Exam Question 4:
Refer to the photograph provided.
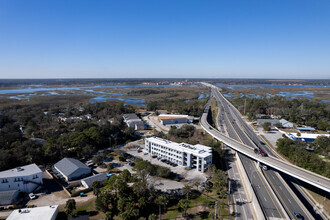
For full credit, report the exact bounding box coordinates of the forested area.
[147,99,206,117]
[276,137,330,178]
[0,102,139,171]
[231,96,330,130]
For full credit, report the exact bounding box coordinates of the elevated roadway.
[200,90,330,194]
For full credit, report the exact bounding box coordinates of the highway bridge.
[200,84,330,194]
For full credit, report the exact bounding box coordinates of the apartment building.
[144,137,212,172]
[0,164,43,193]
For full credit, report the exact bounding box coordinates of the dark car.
[254,148,259,154]
[293,211,304,220]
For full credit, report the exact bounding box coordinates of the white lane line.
[279,186,282,190]
[288,199,292,204]
[264,196,267,202]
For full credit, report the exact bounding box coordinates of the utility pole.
[214,201,217,220]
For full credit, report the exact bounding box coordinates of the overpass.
[200,88,330,193]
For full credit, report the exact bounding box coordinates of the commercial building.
[158,114,194,125]
[7,205,59,220]
[123,113,145,130]
[279,119,294,128]
[257,119,280,126]
[54,158,91,181]
[81,173,107,189]
[0,164,42,193]
[144,137,212,172]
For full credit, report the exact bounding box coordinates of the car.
[254,148,259,154]
[86,160,95,167]
[259,150,267,157]
[137,149,142,153]
[29,193,36,200]
[144,152,148,155]
[151,155,157,158]
[293,211,304,220]
[262,165,268,170]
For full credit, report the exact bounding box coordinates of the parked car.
[86,160,95,167]
[29,193,36,200]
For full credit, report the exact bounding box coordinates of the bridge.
[200,84,330,193]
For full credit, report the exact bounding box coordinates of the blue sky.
[0,0,329,79]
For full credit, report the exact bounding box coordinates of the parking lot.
[122,145,207,184]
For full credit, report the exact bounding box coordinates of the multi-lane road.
[201,84,330,219]
[212,87,311,219]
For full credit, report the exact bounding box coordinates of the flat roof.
[146,137,212,158]
[296,127,315,131]
[7,205,58,220]
[0,163,42,178]
[158,114,189,118]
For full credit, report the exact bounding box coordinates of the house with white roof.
[144,137,212,172]
[0,163,42,193]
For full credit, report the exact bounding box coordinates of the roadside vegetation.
[230,96,330,130]
[276,136,330,178]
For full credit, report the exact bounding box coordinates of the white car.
[29,193,36,200]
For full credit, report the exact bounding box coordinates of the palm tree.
[155,194,169,220]
[183,184,192,200]
[178,199,190,217]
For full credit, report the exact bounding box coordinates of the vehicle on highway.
[29,193,36,200]
[254,148,267,157]
[262,165,268,170]
[293,211,304,220]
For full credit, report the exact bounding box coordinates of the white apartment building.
[144,137,212,172]
[0,164,43,193]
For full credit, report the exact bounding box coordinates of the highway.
[213,91,286,219]
[213,88,312,219]
[200,91,330,193]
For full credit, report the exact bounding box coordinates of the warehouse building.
[144,137,212,172]
[158,114,194,125]
[54,158,91,181]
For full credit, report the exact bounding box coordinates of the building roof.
[0,190,19,203]
[146,137,212,158]
[81,173,107,188]
[54,158,90,178]
[296,127,316,131]
[7,205,58,220]
[158,114,189,120]
[279,119,293,127]
[0,163,42,178]
[123,113,139,121]
[257,119,280,125]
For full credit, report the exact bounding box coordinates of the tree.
[148,214,157,220]
[183,184,192,200]
[205,186,212,195]
[262,122,271,132]
[104,211,113,220]
[155,194,169,219]
[178,199,190,217]
[107,163,114,172]
[194,181,200,191]
[65,199,76,217]
[133,160,153,182]
[92,181,102,197]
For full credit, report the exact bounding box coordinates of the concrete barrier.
[235,152,265,220]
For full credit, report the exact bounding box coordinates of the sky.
[0,0,329,79]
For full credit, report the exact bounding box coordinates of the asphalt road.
[213,88,312,219]
[213,89,285,219]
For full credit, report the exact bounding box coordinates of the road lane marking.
[263,170,294,219]
[250,160,283,219]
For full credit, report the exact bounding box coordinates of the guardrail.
[200,106,330,193]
